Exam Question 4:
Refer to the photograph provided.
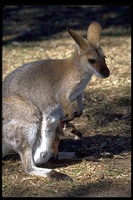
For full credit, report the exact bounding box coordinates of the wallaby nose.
[102,68,110,78]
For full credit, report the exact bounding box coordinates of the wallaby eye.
[88,59,96,64]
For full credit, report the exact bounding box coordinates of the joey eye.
[88,59,96,64]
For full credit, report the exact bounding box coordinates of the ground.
[2,5,131,197]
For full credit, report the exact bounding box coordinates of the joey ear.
[87,22,102,47]
[67,28,88,54]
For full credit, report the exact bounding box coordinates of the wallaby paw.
[48,170,73,182]
[74,111,82,118]
[61,115,74,123]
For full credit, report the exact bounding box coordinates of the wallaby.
[2,22,110,181]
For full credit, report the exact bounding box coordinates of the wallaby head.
[67,22,110,79]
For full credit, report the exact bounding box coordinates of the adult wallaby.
[2,22,110,181]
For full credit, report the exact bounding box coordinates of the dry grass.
[2,6,131,197]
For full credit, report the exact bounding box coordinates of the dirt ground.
[2,5,131,197]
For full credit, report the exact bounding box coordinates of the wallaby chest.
[68,71,92,101]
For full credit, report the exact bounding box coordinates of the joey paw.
[49,170,73,182]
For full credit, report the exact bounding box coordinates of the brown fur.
[2,22,110,181]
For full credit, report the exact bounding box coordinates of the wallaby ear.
[67,28,88,54]
[87,22,102,47]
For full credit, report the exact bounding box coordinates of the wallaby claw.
[49,170,73,182]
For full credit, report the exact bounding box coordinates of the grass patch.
[2,6,131,197]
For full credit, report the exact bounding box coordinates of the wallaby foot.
[20,147,73,182]
[48,170,73,182]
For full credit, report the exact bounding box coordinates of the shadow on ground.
[64,179,131,197]
[3,5,131,45]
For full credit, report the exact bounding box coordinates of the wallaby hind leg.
[2,95,41,157]
[3,96,72,182]
[19,145,73,182]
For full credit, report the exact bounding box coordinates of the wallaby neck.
[69,49,93,79]
[65,51,93,101]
